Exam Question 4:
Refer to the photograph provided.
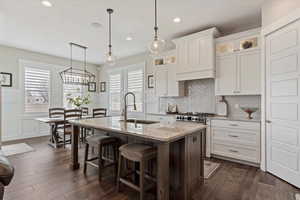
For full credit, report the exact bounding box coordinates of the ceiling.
[0,0,264,65]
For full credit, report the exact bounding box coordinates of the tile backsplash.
[159,79,261,119]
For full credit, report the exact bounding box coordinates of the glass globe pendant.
[106,8,116,65]
[148,0,165,54]
[106,51,116,66]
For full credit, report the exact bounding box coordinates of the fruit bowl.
[240,107,258,119]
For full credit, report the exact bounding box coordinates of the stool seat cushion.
[86,134,118,146]
[119,143,156,160]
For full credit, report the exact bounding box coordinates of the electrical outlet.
[235,104,239,109]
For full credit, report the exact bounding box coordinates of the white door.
[266,19,300,187]
[215,55,237,95]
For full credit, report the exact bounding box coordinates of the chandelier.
[59,43,96,85]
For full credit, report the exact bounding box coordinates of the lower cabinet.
[210,119,261,165]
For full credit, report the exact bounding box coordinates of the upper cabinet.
[173,28,220,81]
[153,50,185,97]
[215,28,261,96]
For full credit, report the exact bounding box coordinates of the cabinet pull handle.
[233,49,240,52]
[229,135,238,138]
[229,149,239,153]
[233,91,240,93]
[266,120,272,124]
[229,124,238,127]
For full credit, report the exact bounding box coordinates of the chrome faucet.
[123,92,137,122]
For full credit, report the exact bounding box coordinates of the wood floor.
[3,136,299,200]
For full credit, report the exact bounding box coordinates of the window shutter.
[24,67,50,113]
[109,73,122,112]
[127,68,144,112]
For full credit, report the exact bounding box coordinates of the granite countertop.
[69,117,207,142]
[208,116,261,123]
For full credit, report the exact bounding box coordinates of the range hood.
[172,27,219,81]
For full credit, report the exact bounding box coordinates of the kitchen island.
[69,117,207,200]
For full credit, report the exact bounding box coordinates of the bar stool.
[117,143,157,200]
[83,134,119,182]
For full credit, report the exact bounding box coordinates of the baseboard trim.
[212,154,260,167]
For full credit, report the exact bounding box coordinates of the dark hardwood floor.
[3,136,299,200]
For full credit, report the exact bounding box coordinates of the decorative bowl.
[240,107,258,119]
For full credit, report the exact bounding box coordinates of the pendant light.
[106,8,116,65]
[59,43,96,85]
[149,0,165,54]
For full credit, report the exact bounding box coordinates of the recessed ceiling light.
[126,36,133,41]
[173,17,181,23]
[41,0,53,7]
[91,22,102,28]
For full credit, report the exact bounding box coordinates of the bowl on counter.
[240,107,259,119]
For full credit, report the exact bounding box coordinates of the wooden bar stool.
[83,134,119,182]
[117,143,157,200]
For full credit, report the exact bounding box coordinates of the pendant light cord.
[154,0,158,39]
[108,9,113,54]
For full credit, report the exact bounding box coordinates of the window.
[24,67,50,113]
[127,68,144,112]
[108,63,145,113]
[63,84,85,108]
[109,73,122,112]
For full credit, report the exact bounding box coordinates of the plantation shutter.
[127,68,144,112]
[109,73,122,112]
[24,67,50,113]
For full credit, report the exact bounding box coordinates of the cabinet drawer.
[212,128,258,147]
[211,119,260,131]
[212,142,259,163]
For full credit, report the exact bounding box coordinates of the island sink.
[120,119,159,124]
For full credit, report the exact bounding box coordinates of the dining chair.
[48,108,65,144]
[57,109,82,148]
[81,107,89,116]
[49,108,65,118]
[93,108,107,118]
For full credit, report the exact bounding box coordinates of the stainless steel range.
[176,112,214,124]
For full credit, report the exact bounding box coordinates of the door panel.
[266,19,300,188]
[238,50,261,94]
[215,55,237,95]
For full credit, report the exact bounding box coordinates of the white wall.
[0,45,100,141]
[262,0,300,27]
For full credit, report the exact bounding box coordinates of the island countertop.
[69,116,207,142]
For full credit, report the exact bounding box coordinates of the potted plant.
[66,94,91,108]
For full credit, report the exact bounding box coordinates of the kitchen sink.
[120,119,159,124]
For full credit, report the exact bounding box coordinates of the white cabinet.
[215,28,261,96]
[173,28,219,81]
[153,51,185,97]
[155,67,168,96]
[210,119,261,165]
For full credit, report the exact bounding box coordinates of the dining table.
[36,115,93,148]
[68,116,207,200]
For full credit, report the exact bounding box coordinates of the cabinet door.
[215,55,237,95]
[237,50,261,95]
[155,68,168,97]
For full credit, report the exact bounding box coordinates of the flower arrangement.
[66,94,91,108]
